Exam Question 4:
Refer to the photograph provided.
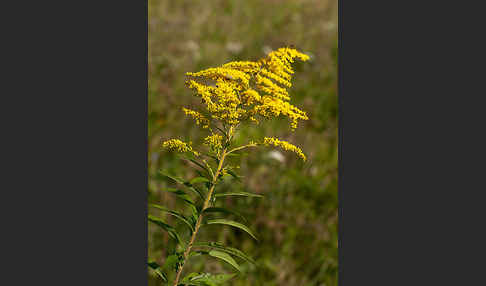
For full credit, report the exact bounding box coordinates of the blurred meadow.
[148,0,338,285]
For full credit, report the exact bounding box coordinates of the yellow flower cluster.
[254,96,308,130]
[184,47,309,130]
[263,137,306,161]
[204,133,223,153]
[182,107,210,128]
[162,139,199,156]
[187,67,250,87]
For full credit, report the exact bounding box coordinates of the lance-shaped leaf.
[215,192,263,198]
[159,171,186,185]
[193,242,255,265]
[190,176,212,185]
[208,250,241,272]
[203,207,247,223]
[226,169,242,181]
[178,154,213,179]
[160,171,205,200]
[205,219,258,241]
[148,215,183,245]
[162,253,181,272]
[203,153,220,166]
[147,261,168,282]
[150,204,195,233]
[182,272,237,285]
[162,188,195,206]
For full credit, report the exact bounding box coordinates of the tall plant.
[149,47,310,285]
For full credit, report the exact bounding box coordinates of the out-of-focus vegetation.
[148,0,338,285]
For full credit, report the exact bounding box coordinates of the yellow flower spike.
[263,137,306,161]
[259,68,292,88]
[182,107,210,128]
[184,46,309,130]
[162,139,200,156]
[255,74,291,101]
[187,67,250,87]
[222,61,262,73]
[241,89,262,106]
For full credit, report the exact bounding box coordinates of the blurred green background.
[148,0,338,285]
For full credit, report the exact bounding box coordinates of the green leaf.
[188,250,209,259]
[203,153,219,161]
[162,254,180,272]
[182,272,237,285]
[188,186,206,200]
[162,188,195,206]
[148,215,183,245]
[215,192,263,198]
[226,169,242,181]
[190,176,211,185]
[159,171,186,185]
[205,219,258,241]
[203,207,247,223]
[150,204,195,233]
[181,272,202,284]
[193,242,255,265]
[147,261,168,282]
[160,171,205,200]
[178,154,213,178]
[208,250,241,272]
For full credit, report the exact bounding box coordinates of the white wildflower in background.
[262,45,272,55]
[226,41,243,54]
[268,150,286,163]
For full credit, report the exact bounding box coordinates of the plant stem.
[172,147,228,286]
[227,143,258,154]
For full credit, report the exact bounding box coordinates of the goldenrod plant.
[149,47,310,285]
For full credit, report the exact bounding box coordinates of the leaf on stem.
[178,154,213,179]
[193,242,255,265]
[208,250,241,272]
[203,207,248,223]
[190,176,212,185]
[205,219,258,241]
[160,171,205,200]
[226,169,242,181]
[148,215,183,245]
[181,272,237,285]
[162,253,181,272]
[162,188,195,206]
[215,192,263,199]
[149,204,195,233]
[147,261,168,282]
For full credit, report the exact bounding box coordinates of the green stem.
[227,143,258,155]
[172,147,228,286]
